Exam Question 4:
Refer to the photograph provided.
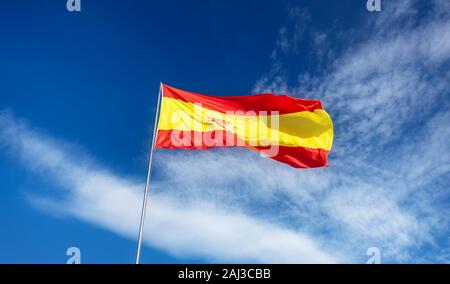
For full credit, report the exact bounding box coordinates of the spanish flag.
[155,84,333,168]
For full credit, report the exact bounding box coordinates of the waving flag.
[155,84,333,168]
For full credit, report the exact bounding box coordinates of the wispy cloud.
[253,0,450,262]
[1,0,449,264]
[0,111,340,263]
[273,6,311,56]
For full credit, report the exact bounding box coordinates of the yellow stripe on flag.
[158,97,333,150]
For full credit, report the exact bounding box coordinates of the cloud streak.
[0,111,340,263]
[253,0,450,262]
[1,0,449,264]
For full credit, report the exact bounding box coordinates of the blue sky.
[0,0,449,263]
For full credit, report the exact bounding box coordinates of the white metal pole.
[135,83,163,264]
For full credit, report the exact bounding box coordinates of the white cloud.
[0,111,341,263]
[253,0,450,262]
[272,7,311,57]
[1,0,449,264]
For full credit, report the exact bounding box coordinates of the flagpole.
[135,82,163,264]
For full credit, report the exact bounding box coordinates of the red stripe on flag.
[252,145,329,168]
[162,84,322,115]
[155,129,329,168]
